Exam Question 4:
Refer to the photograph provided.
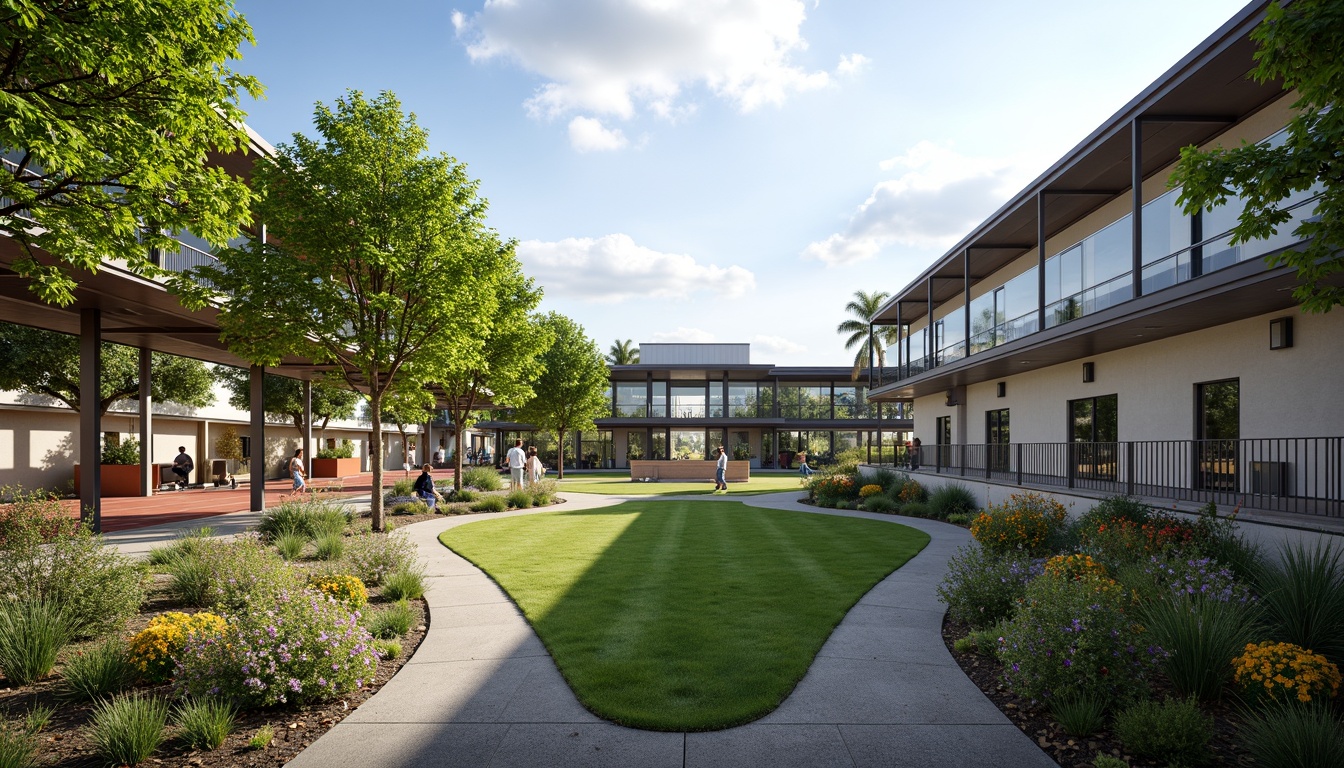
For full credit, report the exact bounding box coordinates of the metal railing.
[158,239,221,290]
[877,437,1344,518]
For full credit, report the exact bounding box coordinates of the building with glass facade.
[478,343,913,471]
[866,0,1343,521]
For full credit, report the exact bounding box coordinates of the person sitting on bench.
[171,447,194,489]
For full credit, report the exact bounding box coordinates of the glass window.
[671,430,705,460]
[1142,188,1191,266]
[651,381,668,418]
[1069,394,1118,481]
[579,430,613,469]
[670,385,705,418]
[650,428,668,460]
[708,384,724,418]
[626,431,645,462]
[728,383,758,417]
[1196,379,1239,492]
[834,386,867,418]
[614,383,647,418]
[779,384,828,419]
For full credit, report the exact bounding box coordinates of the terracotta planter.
[73,464,146,497]
[311,457,360,478]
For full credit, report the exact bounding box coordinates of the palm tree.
[606,339,639,365]
[837,290,897,380]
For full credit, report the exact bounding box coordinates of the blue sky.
[232,0,1250,366]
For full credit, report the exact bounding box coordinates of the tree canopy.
[1171,0,1344,312]
[201,90,497,530]
[836,290,897,379]
[435,254,548,489]
[0,321,214,415]
[514,313,610,479]
[0,0,262,306]
[606,339,639,365]
[212,367,357,437]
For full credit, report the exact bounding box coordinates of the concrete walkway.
[285,491,1055,768]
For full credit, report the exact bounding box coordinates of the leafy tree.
[0,321,213,415]
[1171,0,1344,312]
[199,90,494,531]
[836,290,899,379]
[514,313,610,479]
[0,0,262,306]
[436,258,549,490]
[606,339,639,365]
[212,367,357,440]
[379,385,437,471]
[214,425,244,465]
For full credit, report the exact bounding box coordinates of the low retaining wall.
[629,460,750,482]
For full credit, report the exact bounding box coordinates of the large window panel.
[729,383,758,417]
[614,383,647,417]
[670,384,705,418]
[651,381,668,418]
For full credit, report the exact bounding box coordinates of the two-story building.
[866,0,1342,523]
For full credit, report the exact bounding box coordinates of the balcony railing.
[874,437,1343,518]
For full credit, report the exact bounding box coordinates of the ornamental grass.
[60,636,136,701]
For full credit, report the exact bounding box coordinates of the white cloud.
[803,141,1038,267]
[752,334,806,356]
[517,234,756,302]
[568,116,628,152]
[453,0,837,126]
[652,327,717,343]
[836,53,869,76]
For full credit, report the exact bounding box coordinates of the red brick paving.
[61,468,456,533]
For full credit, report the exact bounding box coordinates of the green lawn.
[556,471,804,496]
[439,501,929,730]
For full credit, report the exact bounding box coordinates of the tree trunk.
[369,392,385,532]
[397,423,410,475]
[452,411,465,492]
[556,428,566,479]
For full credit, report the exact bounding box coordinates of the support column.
[250,365,266,513]
[963,250,972,356]
[867,323,875,388]
[139,347,154,497]
[79,308,102,531]
[1132,117,1145,298]
[424,417,433,466]
[302,379,313,475]
[926,277,934,366]
[1037,192,1047,332]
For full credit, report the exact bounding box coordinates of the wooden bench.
[628,460,750,483]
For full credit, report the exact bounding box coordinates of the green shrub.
[0,725,36,768]
[1074,495,1151,536]
[862,495,897,514]
[807,472,860,506]
[87,693,168,768]
[99,436,140,465]
[999,573,1160,702]
[937,545,1043,629]
[461,466,501,491]
[1114,554,1255,606]
[0,599,75,686]
[529,479,558,506]
[1141,595,1260,701]
[1239,700,1344,768]
[970,492,1070,556]
[452,488,477,503]
[274,531,307,561]
[195,537,302,612]
[1113,697,1212,767]
[505,489,532,509]
[313,533,345,561]
[391,500,429,516]
[381,569,426,601]
[366,599,414,639]
[258,498,351,541]
[470,496,508,514]
[315,439,355,460]
[61,636,136,701]
[945,513,970,526]
[165,552,213,606]
[868,468,903,494]
[1092,755,1127,768]
[899,501,931,518]
[248,724,274,749]
[343,531,419,586]
[1050,692,1107,737]
[386,478,415,499]
[0,488,145,638]
[174,698,235,751]
[147,526,215,567]
[1255,540,1344,669]
[952,636,976,654]
[372,638,401,660]
[927,483,978,520]
[176,588,378,707]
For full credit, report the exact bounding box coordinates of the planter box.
[73,464,146,497]
[311,457,360,478]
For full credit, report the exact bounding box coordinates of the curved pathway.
[286,492,1055,768]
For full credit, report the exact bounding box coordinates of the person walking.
[506,439,527,491]
[910,437,922,470]
[797,451,816,480]
[289,448,308,494]
[413,463,440,510]
[526,446,545,486]
[171,446,194,489]
[714,445,728,492]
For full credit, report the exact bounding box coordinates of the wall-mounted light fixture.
[1270,317,1293,350]
[996,382,1006,398]
[1082,362,1095,383]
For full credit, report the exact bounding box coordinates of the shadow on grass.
[440,500,929,731]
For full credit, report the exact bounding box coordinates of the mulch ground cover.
[942,615,1255,767]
